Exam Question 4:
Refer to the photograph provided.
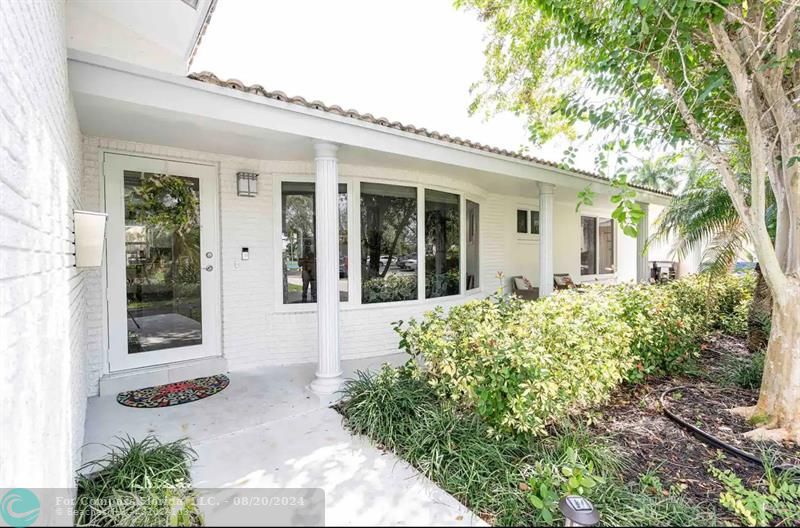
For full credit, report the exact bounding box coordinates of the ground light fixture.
[559,495,600,526]
[237,171,259,197]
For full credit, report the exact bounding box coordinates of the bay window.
[425,190,460,298]
[466,200,479,290]
[360,182,418,303]
[281,181,348,304]
[278,176,480,308]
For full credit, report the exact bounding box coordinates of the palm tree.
[629,153,682,194]
[649,159,772,351]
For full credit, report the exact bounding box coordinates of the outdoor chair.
[511,275,539,300]
[553,273,581,290]
[650,261,677,283]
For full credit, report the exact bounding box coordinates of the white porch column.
[310,141,343,394]
[636,202,650,283]
[538,183,555,297]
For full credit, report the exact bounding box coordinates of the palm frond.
[700,220,748,276]
[648,170,746,265]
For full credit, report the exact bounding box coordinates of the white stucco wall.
[81,137,649,391]
[0,0,87,487]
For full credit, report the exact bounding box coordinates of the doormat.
[116,374,230,408]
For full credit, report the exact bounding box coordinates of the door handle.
[205,265,214,272]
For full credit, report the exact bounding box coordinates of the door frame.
[104,152,222,372]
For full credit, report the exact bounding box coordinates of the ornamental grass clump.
[396,288,634,436]
[76,436,200,527]
[339,366,714,526]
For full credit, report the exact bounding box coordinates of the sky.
[191,0,595,170]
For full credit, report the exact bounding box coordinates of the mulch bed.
[592,333,799,521]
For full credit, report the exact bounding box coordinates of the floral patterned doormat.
[116,374,230,408]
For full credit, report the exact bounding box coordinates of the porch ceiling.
[69,52,669,204]
[74,93,554,198]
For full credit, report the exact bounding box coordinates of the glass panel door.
[106,154,219,371]
[124,171,203,353]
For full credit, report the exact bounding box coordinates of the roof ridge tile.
[185,71,671,197]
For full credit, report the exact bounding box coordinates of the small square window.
[531,210,540,235]
[516,210,528,234]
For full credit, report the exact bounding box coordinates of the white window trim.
[464,195,482,293]
[272,173,354,313]
[273,173,485,312]
[579,213,618,279]
[515,204,540,243]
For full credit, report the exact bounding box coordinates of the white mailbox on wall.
[74,210,108,268]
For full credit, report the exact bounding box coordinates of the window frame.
[515,206,540,241]
[579,213,617,278]
[273,174,483,312]
[273,174,355,313]
[424,188,462,300]
[465,198,480,292]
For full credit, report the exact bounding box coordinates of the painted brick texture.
[0,0,86,487]
[81,137,638,390]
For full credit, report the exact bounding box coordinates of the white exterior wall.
[0,0,87,487]
[82,137,649,391]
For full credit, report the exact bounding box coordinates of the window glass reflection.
[360,182,418,303]
[425,189,460,298]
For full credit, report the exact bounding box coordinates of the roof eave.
[186,71,673,201]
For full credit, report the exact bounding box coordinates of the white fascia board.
[68,50,670,205]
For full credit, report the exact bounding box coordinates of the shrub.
[611,281,708,382]
[362,274,417,303]
[395,273,754,436]
[340,367,714,526]
[76,436,200,527]
[396,289,634,436]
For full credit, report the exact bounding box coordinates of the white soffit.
[66,0,215,73]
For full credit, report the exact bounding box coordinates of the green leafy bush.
[396,289,634,436]
[76,436,200,527]
[338,365,438,450]
[708,456,800,526]
[395,273,754,436]
[611,281,707,382]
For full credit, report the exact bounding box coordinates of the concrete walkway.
[82,356,485,526]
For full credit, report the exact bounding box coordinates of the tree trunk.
[746,279,800,441]
[747,263,772,352]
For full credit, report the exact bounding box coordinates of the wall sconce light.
[237,171,259,197]
[73,210,108,268]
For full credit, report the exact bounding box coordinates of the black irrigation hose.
[659,386,797,473]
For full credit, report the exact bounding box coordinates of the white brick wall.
[81,137,641,389]
[0,0,86,487]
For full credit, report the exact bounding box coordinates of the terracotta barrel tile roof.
[186,71,672,197]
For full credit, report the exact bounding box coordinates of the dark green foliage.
[338,366,438,449]
[76,436,200,527]
[722,351,765,391]
[340,367,715,526]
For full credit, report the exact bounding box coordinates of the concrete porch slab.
[82,354,485,526]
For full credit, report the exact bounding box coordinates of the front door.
[105,153,220,372]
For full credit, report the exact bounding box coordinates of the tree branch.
[708,20,790,300]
